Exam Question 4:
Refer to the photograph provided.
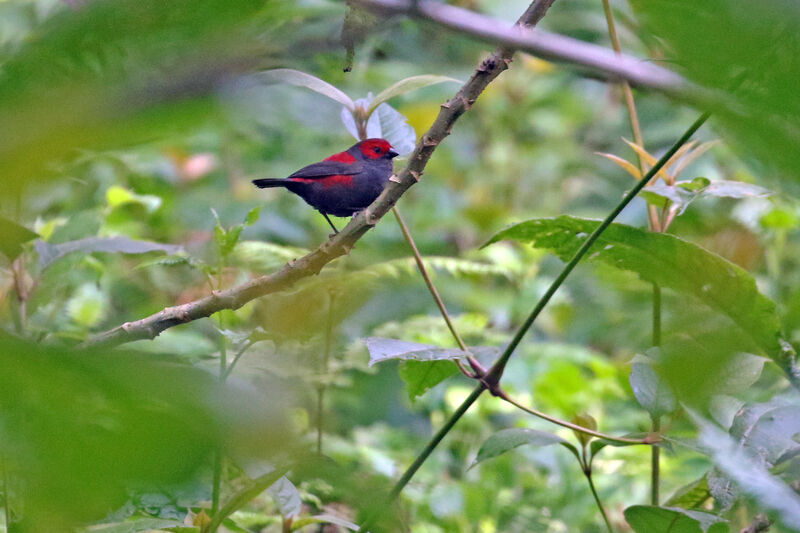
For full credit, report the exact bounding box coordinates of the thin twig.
[499,392,654,445]
[585,469,615,533]
[392,207,484,377]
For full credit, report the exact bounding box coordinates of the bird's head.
[353,138,399,161]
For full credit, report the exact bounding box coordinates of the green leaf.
[665,476,712,510]
[367,75,461,116]
[244,206,261,226]
[485,216,796,379]
[729,397,800,466]
[35,236,181,270]
[640,184,696,215]
[291,514,359,531]
[0,216,38,260]
[259,68,354,111]
[106,185,162,213]
[471,428,578,468]
[630,352,677,418]
[399,360,459,401]
[624,505,728,533]
[363,337,469,366]
[700,180,772,199]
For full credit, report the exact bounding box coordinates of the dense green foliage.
[1,0,800,532]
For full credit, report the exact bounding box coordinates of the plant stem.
[211,324,228,517]
[585,468,614,533]
[392,207,483,376]
[499,392,652,445]
[484,113,710,385]
[651,415,661,505]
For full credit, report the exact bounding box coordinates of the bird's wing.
[287,160,364,180]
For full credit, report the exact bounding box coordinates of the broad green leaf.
[35,236,181,270]
[363,337,468,366]
[106,185,162,213]
[471,428,578,468]
[258,68,354,111]
[630,353,677,418]
[267,476,301,518]
[0,215,38,260]
[485,216,797,379]
[624,505,728,533]
[640,184,696,214]
[693,413,800,529]
[367,75,460,116]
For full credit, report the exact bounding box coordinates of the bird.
[252,138,399,233]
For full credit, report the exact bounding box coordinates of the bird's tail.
[252,178,292,189]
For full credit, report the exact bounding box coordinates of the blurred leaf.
[630,352,677,418]
[367,75,460,116]
[66,282,107,327]
[232,240,308,273]
[471,428,578,468]
[267,476,301,519]
[640,184,696,214]
[259,68,354,110]
[571,412,597,448]
[0,0,279,190]
[291,514,359,531]
[671,141,720,177]
[701,180,772,199]
[35,236,181,270]
[730,396,800,466]
[0,215,38,260]
[106,185,162,213]
[693,413,800,529]
[85,518,188,533]
[631,0,800,180]
[363,337,467,366]
[595,151,642,180]
[0,335,288,531]
[624,505,728,533]
[485,216,797,379]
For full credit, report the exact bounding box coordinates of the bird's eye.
[373,146,381,154]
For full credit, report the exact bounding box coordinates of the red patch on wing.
[324,151,356,164]
[290,175,353,187]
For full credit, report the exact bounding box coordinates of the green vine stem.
[585,468,614,533]
[355,113,711,532]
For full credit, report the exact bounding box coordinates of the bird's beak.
[388,149,400,158]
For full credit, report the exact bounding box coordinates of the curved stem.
[498,392,653,445]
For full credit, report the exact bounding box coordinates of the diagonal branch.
[353,0,693,98]
[84,1,555,350]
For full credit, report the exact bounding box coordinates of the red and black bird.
[253,138,399,233]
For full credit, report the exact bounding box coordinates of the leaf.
[595,152,642,179]
[622,139,670,182]
[729,396,800,466]
[35,236,182,270]
[624,505,728,533]
[367,75,460,116]
[671,141,720,177]
[664,475,712,510]
[700,181,772,199]
[258,68,354,111]
[106,185,162,213]
[0,215,39,260]
[485,216,796,378]
[630,352,677,418]
[471,428,577,468]
[399,360,459,401]
[86,518,188,533]
[363,337,469,366]
[0,336,288,531]
[244,206,261,226]
[267,476,301,518]
[291,514,359,531]
[639,184,697,215]
[693,413,800,529]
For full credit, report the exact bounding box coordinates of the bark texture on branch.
[85,1,558,350]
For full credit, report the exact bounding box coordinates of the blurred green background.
[1,0,799,531]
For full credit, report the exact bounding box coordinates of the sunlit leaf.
[595,151,642,180]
